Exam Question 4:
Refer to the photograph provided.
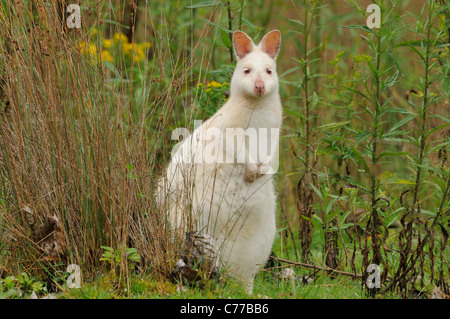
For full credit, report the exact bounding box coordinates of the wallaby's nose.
[254,79,265,96]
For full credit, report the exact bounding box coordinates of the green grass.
[62,271,401,299]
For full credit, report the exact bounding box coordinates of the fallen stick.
[271,256,363,279]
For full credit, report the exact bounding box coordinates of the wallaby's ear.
[233,31,254,59]
[260,30,281,59]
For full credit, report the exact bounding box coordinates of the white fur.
[158,30,282,293]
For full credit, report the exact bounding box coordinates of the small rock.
[431,286,450,299]
[28,291,39,299]
[170,232,222,289]
[280,268,295,280]
[297,275,314,284]
[176,284,187,293]
[174,258,187,270]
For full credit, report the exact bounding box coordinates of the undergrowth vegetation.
[0,0,448,299]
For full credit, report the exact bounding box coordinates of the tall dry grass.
[0,1,217,287]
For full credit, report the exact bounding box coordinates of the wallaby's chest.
[213,102,281,131]
[247,105,281,130]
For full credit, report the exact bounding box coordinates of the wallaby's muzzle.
[254,79,265,96]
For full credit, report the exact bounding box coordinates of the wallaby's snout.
[254,78,265,96]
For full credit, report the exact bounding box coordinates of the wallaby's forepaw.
[244,161,271,183]
[244,164,259,183]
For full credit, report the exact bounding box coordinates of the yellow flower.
[123,42,146,63]
[132,53,145,63]
[76,41,100,64]
[76,41,86,54]
[132,48,146,63]
[438,47,449,58]
[139,42,152,50]
[88,44,97,57]
[122,42,131,54]
[113,32,128,44]
[353,54,372,64]
[122,42,134,55]
[102,39,112,49]
[411,91,424,97]
[439,14,446,31]
[101,50,114,62]
[207,81,222,88]
[329,51,344,65]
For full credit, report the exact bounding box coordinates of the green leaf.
[311,214,323,229]
[107,78,131,84]
[103,61,122,80]
[102,19,130,29]
[331,223,354,231]
[280,79,303,89]
[351,146,370,174]
[342,25,375,34]
[394,40,448,49]
[184,1,222,9]
[100,252,112,260]
[288,18,305,27]
[388,114,416,133]
[378,150,409,158]
[430,113,450,123]
[354,131,372,143]
[392,179,415,185]
[340,211,353,224]
[240,18,259,32]
[125,247,138,255]
[205,20,232,33]
[310,183,323,201]
[420,209,436,216]
[367,60,378,74]
[386,49,402,74]
[318,120,351,130]
[384,69,400,88]
[221,29,232,49]
[385,107,414,114]
[425,123,450,139]
[283,108,303,119]
[279,66,301,79]
[128,254,141,263]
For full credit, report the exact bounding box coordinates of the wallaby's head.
[230,30,281,99]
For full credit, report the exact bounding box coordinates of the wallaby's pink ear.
[260,30,281,59]
[233,31,254,59]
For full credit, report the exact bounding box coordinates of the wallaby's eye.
[266,69,272,75]
[244,68,251,74]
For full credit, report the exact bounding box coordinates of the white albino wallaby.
[158,30,282,293]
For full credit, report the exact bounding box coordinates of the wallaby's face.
[231,30,281,99]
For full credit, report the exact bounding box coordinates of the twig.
[278,199,299,261]
[271,256,363,279]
